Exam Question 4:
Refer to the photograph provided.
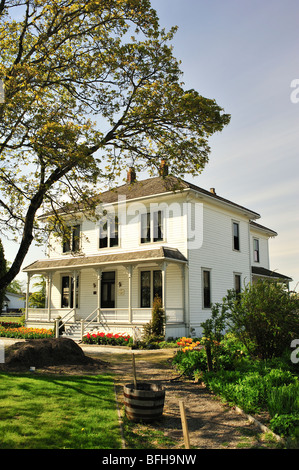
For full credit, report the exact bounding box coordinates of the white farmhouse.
[23,167,291,340]
[2,291,25,313]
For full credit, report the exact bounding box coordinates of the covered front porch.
[23,247,189,341]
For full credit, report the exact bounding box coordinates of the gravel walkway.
[81,345,283,450]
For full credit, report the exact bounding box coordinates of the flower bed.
[173,334,299,440]
[0,325,54,339]
[0,321,23,329]
[82,331,132,347]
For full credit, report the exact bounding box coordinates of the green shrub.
[0,321,22,329]
[203,370,266,414]
[267,383,299,417]
[172,330,299,438]
[172,333,251,375]
[172,349,207,377]
[270,413,299,438]
[142,295,165,345]
[202,366,299,436]
[151,296,165,336]
[225,280,299,359]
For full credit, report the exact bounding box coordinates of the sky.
[3,0,299,290]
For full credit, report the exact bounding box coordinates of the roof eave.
[189,188,260,220]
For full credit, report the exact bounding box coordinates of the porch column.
[97,269,102,322]
[162,261,167,312]
[73,270,78,320]
[126,265,133,323]
[180,264,186,324]
[25,273,31,321]
[47,273,52,322]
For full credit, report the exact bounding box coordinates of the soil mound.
[1,337,100,370]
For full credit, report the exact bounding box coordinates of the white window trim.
[233,272,242,293]
[139,209,165,245]
[139,267,163,308]
[60,273,80,308]
[100,270,118,309]
[232,220,241,252]
[253,237,260,263]
[62,224,81,254]
[98,214,120,250]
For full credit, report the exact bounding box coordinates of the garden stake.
[179,400,190,449]
[132,353,137,388]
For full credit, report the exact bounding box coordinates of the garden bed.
[0,320,54,339]
[172,335,299,442]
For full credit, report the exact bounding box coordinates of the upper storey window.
[62,224,80,253]
[141,210,164,244]
[99,215,119,249]
[233,222,240,251]
[253,238,260,262]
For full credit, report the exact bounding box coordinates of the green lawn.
[0,372,122,449]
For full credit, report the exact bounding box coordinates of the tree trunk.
[205,344,213,372]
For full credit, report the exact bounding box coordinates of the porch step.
[61,323,82,342]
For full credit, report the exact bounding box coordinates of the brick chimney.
[127,167,136,184]
[159,159,168,177]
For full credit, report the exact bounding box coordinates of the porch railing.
[27,307,184,327]
[27,308,76,321]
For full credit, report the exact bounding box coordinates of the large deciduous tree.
[0,238,6,309]
[0,0,230,289]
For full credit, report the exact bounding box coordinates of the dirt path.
[84,347,282,450]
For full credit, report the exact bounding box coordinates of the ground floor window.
[101,271,115,308]
[140,270,162,308]
[61,275,79,308]
[203,269,211,308]
[234,273,242,294]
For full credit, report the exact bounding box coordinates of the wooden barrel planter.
[123,382,165,422]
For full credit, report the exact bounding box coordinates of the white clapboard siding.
[187,201,251,335]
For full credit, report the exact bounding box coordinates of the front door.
[101,271,115,308]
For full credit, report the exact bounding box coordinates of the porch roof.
[23,246,187,273]
[252,266,292,281]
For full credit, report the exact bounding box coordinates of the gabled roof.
[250,221,277,237]
[44,175,260,220]
[95,175,261,218]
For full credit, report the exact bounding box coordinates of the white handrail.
[82,308,98,335]
[56,309,75,337]
[60,308,75,323]
[84,308,98,323]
